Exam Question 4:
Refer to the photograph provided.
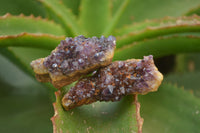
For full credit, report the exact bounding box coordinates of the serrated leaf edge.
[116,35,200,53]
[0,32,65,49]
[116,20,200,48]
[0,13,62,28]
[51,91,60,133]
[51,92,143,133]
[115,15,200,34]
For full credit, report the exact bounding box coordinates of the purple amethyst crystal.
[44,35,116,74]
[31,35,116,88]
[62,55,163,110]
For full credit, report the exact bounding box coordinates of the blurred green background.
[0,0,200,132]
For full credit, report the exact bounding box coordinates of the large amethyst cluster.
[62,55,163,110]
[43,35,116,75]
[30,35,116,88]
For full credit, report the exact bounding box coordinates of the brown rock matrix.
[62,55,163,110]
[30,35,116,88]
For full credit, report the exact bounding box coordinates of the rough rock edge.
[31,37,115,88]
[62,56,163,110]
[32,52,113,88]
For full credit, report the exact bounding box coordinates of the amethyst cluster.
[62,55,163,110]
[44,35,116,75]
[30,35,116,88]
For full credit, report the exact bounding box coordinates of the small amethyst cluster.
[43,35,116,75]
[62,55,163,110]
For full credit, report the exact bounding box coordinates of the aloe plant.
[1,0,200,132]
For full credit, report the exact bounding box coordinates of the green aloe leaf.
[139,83,200,133]
[114,0,200,27]
[79,0,111,36]
[0,47,57,101]
[39,0,82,36]
[185,5,200,16]
[114,36,200,60]
[0,14,64,98]
[165,72,200,98]
[0,33,64,50]
[62,0,81,16]
[51,90,142,133]
[0,14,65,75]
[114,16,200,36]
[0,14,64,75]
[0,0,45,17]
[0,94,53,133]
[177,6,200,75]
[0,53,48,95]
[115,16,200,48]
[103,0,130,36]
[175,53,200,73]
[0,48,34,77]
[0,13,65,36]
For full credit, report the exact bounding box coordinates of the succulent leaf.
[62,0,81,16]
[165,72,200,98]
[39,0,82,36]
[1,1,200,133]
[139,83,200,133]
[114,0,200,27]
[0,13,65,36]
[185,5,200,16]
[79,0,111,36]
[52,90,142,133]
[116,16,200,48]
[114,35,200,60]
[0,33,64,49]
[103,0,130,36]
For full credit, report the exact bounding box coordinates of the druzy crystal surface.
[62,55,163,111]
[30,35,116,88]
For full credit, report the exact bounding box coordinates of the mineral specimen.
[30,35,116,88]
[62,55,163,111]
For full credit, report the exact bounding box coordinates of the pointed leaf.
[103,0,130,36]
[185,5,200,16]
[114,15,200,36]
[79,0,111,36]
[115,16,200,48]
[39,0,82,36]
[139,83,200,133]
[0,14,65,36]
[114,36,200,60]
[0,14,64,78]
[0,33,64,49]
[52,91,142,133]
[165,71,200,98]
[113,0,200,27]
[62,0,81,16]
[0,14,62,97]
